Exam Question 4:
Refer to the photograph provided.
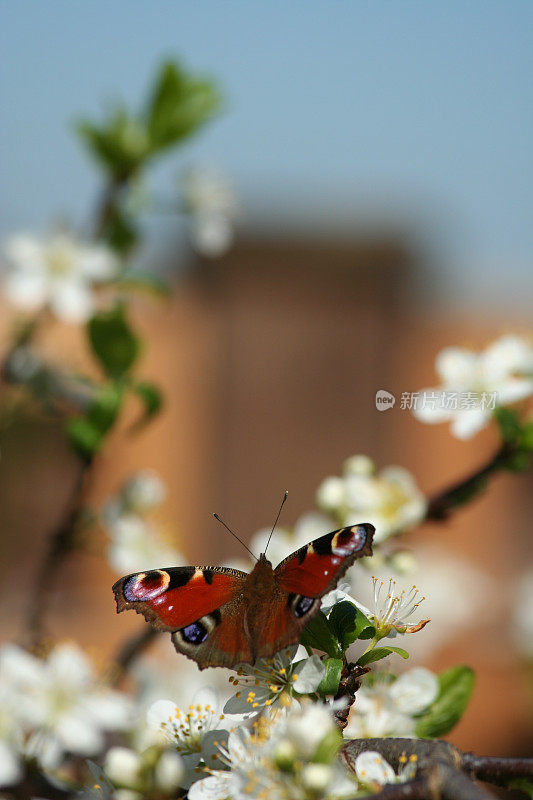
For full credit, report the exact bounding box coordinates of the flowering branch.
[342,739,533,799]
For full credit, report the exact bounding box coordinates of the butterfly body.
[113,523,374,669]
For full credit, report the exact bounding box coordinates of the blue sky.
[1,1,532,310]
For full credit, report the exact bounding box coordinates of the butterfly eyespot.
[289,594,316,618]
[123,570,170,601]
[181,621,208,644]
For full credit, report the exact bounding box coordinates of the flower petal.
[390,668,439,714]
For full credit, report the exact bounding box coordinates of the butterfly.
[112,522,374,670]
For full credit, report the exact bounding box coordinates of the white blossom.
[354,750,417,789]
[182,166,238,258]
[105,514,183,574]
[316,457,426,544]
[224,647,324,716]
[189,702,352,800]
[0,643,132,769]
[350,544,495,662]
[147,687,233,782]
[344,668,439,739]
[120,471,166,515]
[2,232,118,322]
[413,335,533,439]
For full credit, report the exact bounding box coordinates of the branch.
[425,442,516,521]
[26,460,93,649]
[2,345,96,414]
[111,626,159,685]
[342,739,533,800]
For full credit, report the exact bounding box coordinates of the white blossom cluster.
[316,455,427,544]
[102,471,184,574]
[413,334,533,439]
[0,642,132,789]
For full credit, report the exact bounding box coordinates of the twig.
[26,460,93,649]
[111,626,159,685]
[342,739,533,800]
[426,443,516,521]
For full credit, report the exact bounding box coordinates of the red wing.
[275,523,374,597]
[113,565,247,632]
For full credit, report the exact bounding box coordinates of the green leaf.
[131,381,163,427]
[65,383,123,457]
[77,110,149,181]
[146,61,220,153]
[312,726,342,765]
[65,417,103,458]
[494,407,522,444]
[415,665,475,738]
[317,658,343,697]
[357,645,409,667]
[300,612,342,659]
[88,306,140,379]
[328,601,373,650]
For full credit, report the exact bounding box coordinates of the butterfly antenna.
[264,490,288,556]
[213,513,258,562]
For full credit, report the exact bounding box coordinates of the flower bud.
[154,750,185,793]
[104,747,142,789]
[343,455,375,476]
[273,738,297,772]
[300,763,333,794]
[316,477,345,511]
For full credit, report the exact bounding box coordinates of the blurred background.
[0,0,532,760]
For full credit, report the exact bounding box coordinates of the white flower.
[354,750,417,789]
[147,687,232,780]
[0,741,23,788]
[120,471,166,515]
[182,166,238,258]
[2,232,118,322]
[189,704,351,800]
[413,335,533,439]
[351,544,495,662]
[224,647,324,716]
[0,643,132,769]
[105,514,183,574]
[344,668,439,739]
[283,702,337,759]
[364,578,429,639]
[316,457,426,544]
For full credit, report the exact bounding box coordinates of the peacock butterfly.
[112,521,374,670]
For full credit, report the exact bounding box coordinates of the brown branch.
[26,460,93,649]
[342,739,533,800]
[425,442,516,521]
[111,626,160,685]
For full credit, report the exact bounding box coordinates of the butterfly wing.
[113,565,253,669]
[252,523,374,660]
